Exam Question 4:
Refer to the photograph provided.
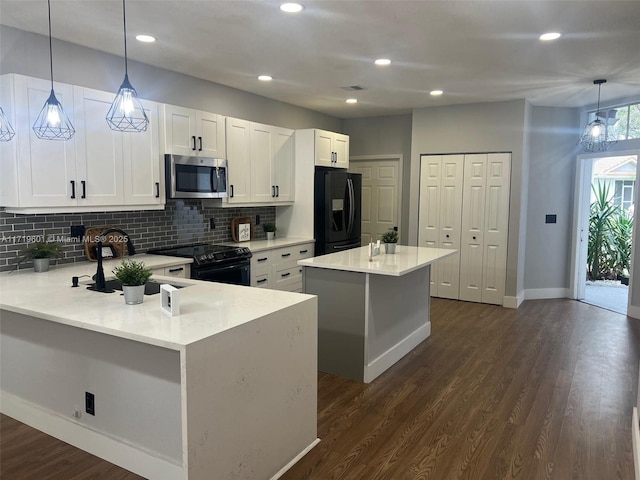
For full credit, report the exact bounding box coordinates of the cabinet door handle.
[168,267,184,273]
[70,180,76,199]
[257,278,268,284]
[257,257,268,262]
[192,136,197,151]
[81,180,86,199]
[155,182,160,198]
[281,253,291,258]
[198,136,203,151]
[276,185,279,197]
[230,185,234,197]
[299,249,308,254]
[272,186,276,197]
[281,272,291,278]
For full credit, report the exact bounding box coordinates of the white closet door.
[419,155,442,295]
[436,155,464,299]
[459,154,487,303]
[481,153,511,305]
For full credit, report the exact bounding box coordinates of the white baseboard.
[364,322,431,383]
[525,288,569,300]
[271,438,321,480]
[633,407,640,480]
[1,391,184,480]
[503,291,525,309]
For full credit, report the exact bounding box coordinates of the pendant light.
[0,107,16,142]
[106,0,149,132]
[32,0,75,141]
[577,79,618,153]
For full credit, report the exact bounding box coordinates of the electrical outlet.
[209,218,216,229]
[70,225,85,239]
[85,392,95,416]
[256,215,260,225]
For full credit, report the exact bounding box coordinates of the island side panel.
[0,310,184,478]
[365,265,432,382]
[183,297,318,480]
[303,267,367,381]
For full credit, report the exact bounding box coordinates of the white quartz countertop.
[0,254,314,351]
[221,237,314,252]
[298,245,457,276]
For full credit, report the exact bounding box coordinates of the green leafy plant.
[14,240,63,270]
[112,259,152,286]
[611,211,633,277]
[381,230,399,243]
[262,223,277,233]
[588,182,619,280]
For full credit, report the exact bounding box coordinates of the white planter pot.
[266,232,275,240]
[384,243,397,254]
[32,258,50,272]
[123,285,145,305]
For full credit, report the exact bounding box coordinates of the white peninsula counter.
[0,255,318,480]
[299,245,455,383]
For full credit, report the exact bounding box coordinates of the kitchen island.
[299,245,455,383]
[0,255,318,480]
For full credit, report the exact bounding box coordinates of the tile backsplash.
[0,201,276,272]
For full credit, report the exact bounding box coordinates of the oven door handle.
[196,262,249,274]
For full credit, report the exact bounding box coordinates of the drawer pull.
[257,279,267,284]
[281,253,291,257]
[257,257,268,262]
[299,249,308,254]
[281,272,291,278]
[168,267,184,273]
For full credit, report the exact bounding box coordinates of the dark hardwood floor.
[2,298,639,479]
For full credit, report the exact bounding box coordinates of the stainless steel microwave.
[165,155,227,199]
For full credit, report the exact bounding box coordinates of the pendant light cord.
[122,0,128,76]
[47,0,54,90]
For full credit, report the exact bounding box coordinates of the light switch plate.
[161,284,180,316]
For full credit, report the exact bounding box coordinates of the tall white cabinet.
[419,152,511,306]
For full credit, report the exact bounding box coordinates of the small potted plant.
[381,230,399,254]
[263,223,277,240]
[15,240,64,272]
[112,259,153,305]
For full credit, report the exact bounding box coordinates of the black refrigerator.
[314,167,362,256]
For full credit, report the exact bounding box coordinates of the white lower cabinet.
[150,264,191,279]
[250,242,314,292]
[0,73,163,213]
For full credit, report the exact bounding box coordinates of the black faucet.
[94,228,136,291]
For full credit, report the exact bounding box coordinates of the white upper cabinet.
[225,117,294,206]
[163,104,225,158]
[311,129,349,168]
[0,74,163,213]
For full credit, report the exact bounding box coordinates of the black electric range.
[147,243,252,285]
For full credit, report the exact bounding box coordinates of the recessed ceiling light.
[539,32,562,41]
[375,58,391,66]
[258,75,273,82]
[346,98,358,104]
[430,90,444,96]
[280,3,303,13]
[135,34,156,43]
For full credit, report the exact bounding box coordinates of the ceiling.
[1,0,639,119]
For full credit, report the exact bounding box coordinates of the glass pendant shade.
[0,107,16,142]
[106,0,149,132]
[33,89,75,140]
[106,74,149,132]
[577,79,617,153]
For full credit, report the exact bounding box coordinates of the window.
[614,179,635,213]
[588,101,640,141]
